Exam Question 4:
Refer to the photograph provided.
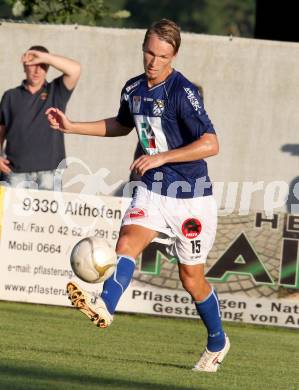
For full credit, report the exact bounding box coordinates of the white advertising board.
[0,187,128,305]
[0,187,298,329]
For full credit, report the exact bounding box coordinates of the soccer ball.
[70,237,117,283]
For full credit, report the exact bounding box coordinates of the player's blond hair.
[143,19,181,54]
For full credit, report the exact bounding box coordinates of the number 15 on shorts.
[191,240,201,254]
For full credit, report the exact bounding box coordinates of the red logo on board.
[181,218,202,239]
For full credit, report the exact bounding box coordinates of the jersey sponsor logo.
[183,87,201,112]
[135,115,169,155]
[139,121,157,154]
[182,218,202,239]
[126,79,142,93]
[153,99,165,116]
[127,207,147,218]
[133,96,141,113]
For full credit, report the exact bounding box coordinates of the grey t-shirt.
[0,76,72,172]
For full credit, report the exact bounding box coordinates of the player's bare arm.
[46,108,132,137]
[23,50,81,90]
[0,124,11,174]
[131,133,219,176]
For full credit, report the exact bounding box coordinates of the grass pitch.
[0,301,297,390]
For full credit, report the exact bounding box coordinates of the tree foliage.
[5,0,130,25]
[2,0,255,37]
[203,0,255,37]
[119,0,255,37]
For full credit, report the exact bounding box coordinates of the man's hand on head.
[22,50,50,66]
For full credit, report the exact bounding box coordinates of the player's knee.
[180,274,207,296]
[116,234,135,257]
[181,277,197,295]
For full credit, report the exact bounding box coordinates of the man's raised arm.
[23,50,81,90]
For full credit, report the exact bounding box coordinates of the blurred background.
[0,0,298,42]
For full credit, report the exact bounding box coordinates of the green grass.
[0,301,297,390]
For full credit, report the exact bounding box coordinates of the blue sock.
[101,255,135,314]
[195,288,225,352]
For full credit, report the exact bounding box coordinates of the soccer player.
[46,19,230,372]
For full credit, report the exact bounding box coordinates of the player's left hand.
[22,50,49,66]
[130,154,166,176]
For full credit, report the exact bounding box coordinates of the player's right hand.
[45,108,72,132]
[0,156,12,174]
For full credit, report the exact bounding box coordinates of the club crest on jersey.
[182,218,202,239]
[40,92,48,101]
[153,99,165,116]
[133,96,141,113]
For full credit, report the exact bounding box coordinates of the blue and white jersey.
[116,70,217,199]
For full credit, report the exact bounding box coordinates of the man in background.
[0,46,80,190]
